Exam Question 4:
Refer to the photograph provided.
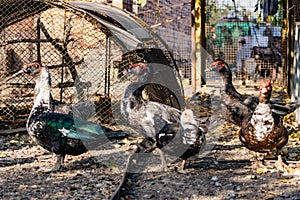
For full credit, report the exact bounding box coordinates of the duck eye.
[24,69,32,74]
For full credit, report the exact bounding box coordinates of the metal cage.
[0,0,183,130]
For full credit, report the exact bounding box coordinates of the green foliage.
[206,0,228,25]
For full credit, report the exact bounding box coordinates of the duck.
[121,82,181,170]
[239,79,288,172]
[206,58,300,126]
[156,109,206,171]
[121,62,206,170]
[18,62,127,171]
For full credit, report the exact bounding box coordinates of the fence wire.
[137,1,193,82]
[205,0,283,85]
[0,4,117,129]
[0,1,183,130]
[0,0,287,130]
[136,0,284,85]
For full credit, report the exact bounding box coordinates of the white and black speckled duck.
[121,63,206,170]
[239,79,288,172]
[120,63,180,170]
[156,109,206,171]
[207,58,300,126]
[18,62,127,171]
[18,61,94,119]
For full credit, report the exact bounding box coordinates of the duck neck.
[28,67,52,121]
[259,95,271,104]
[139,67,151,84]
[220,69,242,98]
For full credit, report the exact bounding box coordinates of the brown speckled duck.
[239,79,288,172]
[207,58,300,126]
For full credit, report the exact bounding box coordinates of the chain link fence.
[0,0,183,131]
[137,1,193,83]
[135,0,284,86]
[0,0,288,130]
[205,0,284,85]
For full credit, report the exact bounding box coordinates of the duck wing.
[28,113,127,153]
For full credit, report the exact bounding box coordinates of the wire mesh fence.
[0,0,287,130]
[0,0,183,130]
[0,3,112,129]
[135,0,284,85]
[205,0,283,85]
[137,1,193,82]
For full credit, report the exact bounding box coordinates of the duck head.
[17,61,42,76]
[258,79,272,105]
[123,62,151,83]
[206,58,233,85]
[18,61,51,85]
[259,79,272,100]
[207,59,231,75]
[18,62,52,108]
[206,59,228,72]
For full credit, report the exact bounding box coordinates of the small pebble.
[215,182,222,187]
[211,176,218,181]
[226,192,237,199]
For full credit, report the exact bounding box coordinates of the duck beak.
[15,69,25,75]
[205,63,216,72]
[4,69,25,82]
[122,70,128,75]
[260,87,269,96]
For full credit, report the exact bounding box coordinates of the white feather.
[250,103,274,141]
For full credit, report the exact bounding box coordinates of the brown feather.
[239,79,288,171]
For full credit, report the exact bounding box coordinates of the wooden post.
[192,0,206,93]
[287,0,295,96]
[282,0,288,90]
[37,16,41,63]
[292,0,300,124]
[292,23,300,123]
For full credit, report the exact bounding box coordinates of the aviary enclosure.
[136,0,284,85]
[0,0,183,131]
[0,0,288,131]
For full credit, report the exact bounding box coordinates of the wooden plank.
[0,128,27,136]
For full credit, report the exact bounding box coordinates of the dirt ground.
[120,126,300,200]
[1,85,300,200]
[0,133,129,200]
[1,123,300,200]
